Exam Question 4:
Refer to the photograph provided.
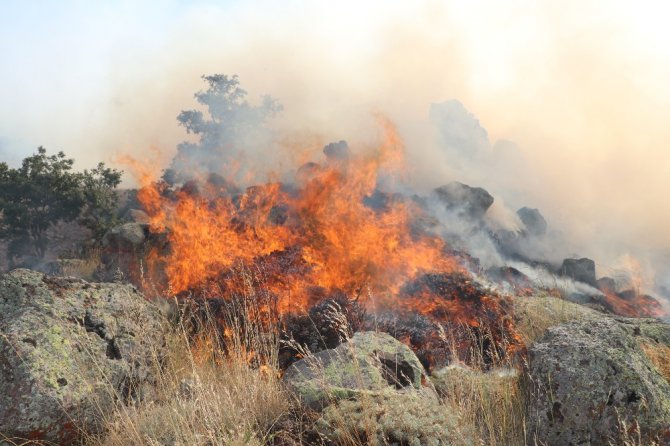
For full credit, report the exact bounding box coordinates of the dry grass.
[441,366,527,445]
[57,249,102,280]
[512,294,592,345]
[85,266,292,446]
[640,341,670,383]
[92,331,289,446]
[430,323,529,446]
[7,267,603,445]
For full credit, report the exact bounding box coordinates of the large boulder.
[284,331,436,410]
[559,257,597,286]
[98,221,168,285]
[323,140,351,161]
[527,316,670,445]
[103,221,147,251]
[0,269,168,444]
[315,391,470,445]
[432,182,494,220]
[517,207,547,237]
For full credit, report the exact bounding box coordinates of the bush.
[0,147,121,266]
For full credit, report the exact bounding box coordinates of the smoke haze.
[1,0,669,294]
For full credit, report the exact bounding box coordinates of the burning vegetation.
[112,74,667,373]
[131,113,522,370]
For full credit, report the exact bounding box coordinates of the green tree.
[0,147,122,266]
[78,162,122,241]
[165,74,282,184]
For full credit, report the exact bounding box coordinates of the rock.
[517,207,547,237]
[0,269,168,444]
[98,222,165,285]
[527,316,670,445]
[283,331,436,410]
[103,222,147,249]
[323,140,350,161]
[559,257,596,286]
[596,276,617,293]
[128,208,150,224]
[432,182,494,220]
[486,266,532,291]
[566,292,593,305]
[315,392,470,446]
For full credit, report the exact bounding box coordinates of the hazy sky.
[1,0,670,288]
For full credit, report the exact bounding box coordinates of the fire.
[599,288,664,318]
[138,120,462,309]
[129,117,522,368]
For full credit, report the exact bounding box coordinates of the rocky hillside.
[1,268,669,445]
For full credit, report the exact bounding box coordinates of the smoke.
[2,0,669,294]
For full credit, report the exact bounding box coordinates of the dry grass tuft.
[431,322,529,446]
[95,336,289,446]
[86,266,291,446]
[52,247,103,281]
[512,294,592,345]
[67,281,603,445]
[640,341,670,384]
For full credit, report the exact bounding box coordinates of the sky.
[1,0,670,291]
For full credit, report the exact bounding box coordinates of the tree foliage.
[0,147,122,265]
[165,74,282,184]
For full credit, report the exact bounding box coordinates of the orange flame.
[132,119,464,314]
[117,117,525,368]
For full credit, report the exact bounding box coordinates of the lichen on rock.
[0,269,168,445]
[527,314,670,445]
[284,331,436,410]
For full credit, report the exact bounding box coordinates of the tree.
[0,147,122,266]
[78,162,123,241]
[165,74,282,184]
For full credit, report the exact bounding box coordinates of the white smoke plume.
[1,0,669,296]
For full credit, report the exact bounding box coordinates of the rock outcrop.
[432,182,494,220]
[527,315,670,445]
[285,331,470,445]
[559,257,597,286]
[284,331,436,410]
[0,269,168,444]
[517,207,547,237]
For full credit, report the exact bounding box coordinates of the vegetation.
[164,74,282,184]
[0,147,122,266]
[80,284,582,446]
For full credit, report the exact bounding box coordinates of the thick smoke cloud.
[2,1,669,296]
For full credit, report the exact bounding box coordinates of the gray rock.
[527,316,670,445]
[0,269,168,444]
[103,222,146,249]
[316,392,471,446]
[596,276,617,293]
[323,140,350,161]
[432,182,494,220]
[284,331,436,410]
[98,222,152,284]
[559,257,597,286]
[128,209,150,224]
[517,207,547,237]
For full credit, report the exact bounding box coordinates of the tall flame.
[134,118,463,313]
